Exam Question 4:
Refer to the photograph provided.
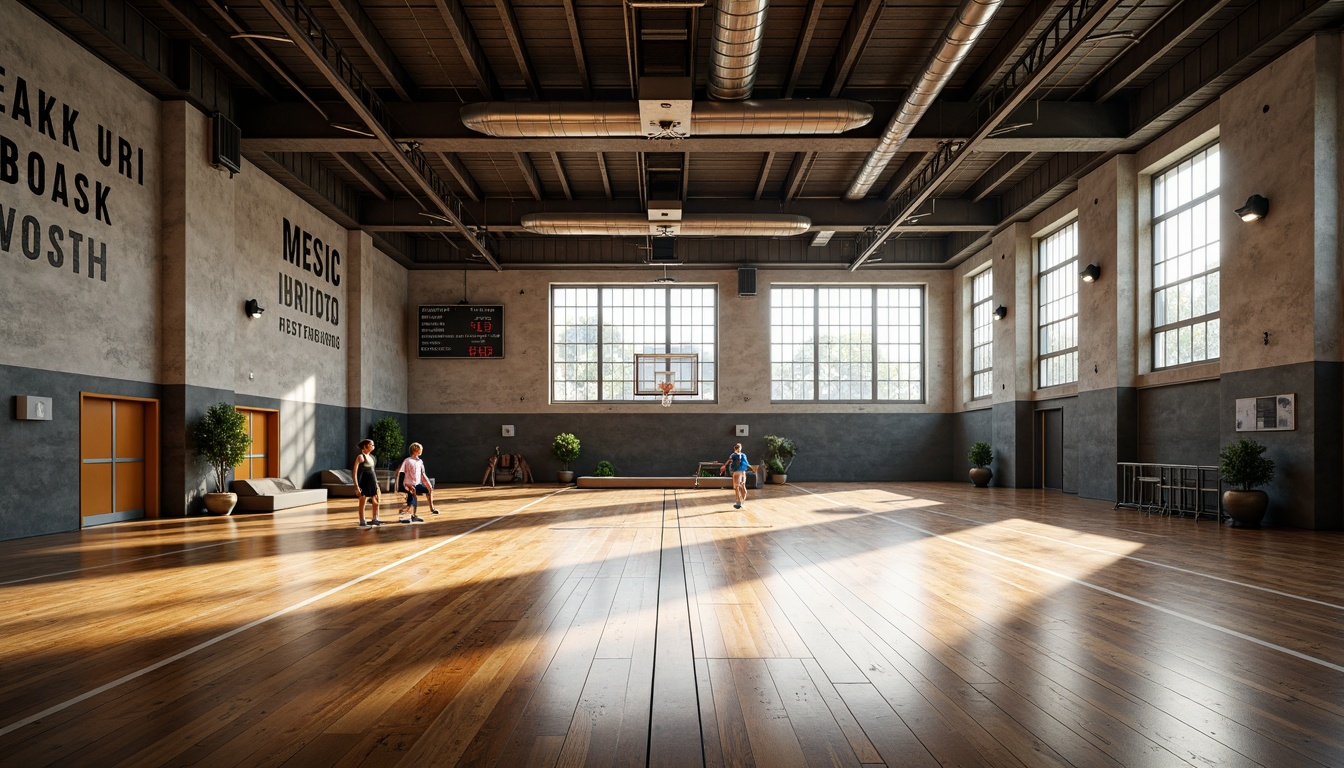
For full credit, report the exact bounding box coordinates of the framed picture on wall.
[1235,394,1295,431]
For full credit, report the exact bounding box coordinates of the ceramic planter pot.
[203,492,237,516]
[1223,489,1268,528]
[969,467,992,488]
[557,470,575,484]
[768,474,787,485]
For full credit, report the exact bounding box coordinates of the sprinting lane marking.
[0,541,232,587]
[0,489,569,738]
[792,486,1344,675]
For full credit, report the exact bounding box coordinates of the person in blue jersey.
[720,442,750,509]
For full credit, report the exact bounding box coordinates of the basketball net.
[657,380,675,407]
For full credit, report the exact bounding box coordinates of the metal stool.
[1135,476,1162,513]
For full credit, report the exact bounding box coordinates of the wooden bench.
[576,464,761,490]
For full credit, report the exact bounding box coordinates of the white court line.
[792,486,1344,675]
[790,484,1344,612]
[0,488,568,738]
[890,498,1344,613]
[0,541,233,587]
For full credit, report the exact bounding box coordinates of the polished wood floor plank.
[695,657,727,768]
[648,496,703,768]
[765,657,863,767]
[799,658,882,765]
[705,657,754,767]
[728,658,809,767]
[1,483,1342,766]
[833,682,939,767]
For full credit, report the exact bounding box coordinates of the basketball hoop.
[657,380,675,407]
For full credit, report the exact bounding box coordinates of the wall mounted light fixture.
[1235,194,1269,222]
[245,299,265,319]
[1080,263,1101,282]
[993,305,1008,321]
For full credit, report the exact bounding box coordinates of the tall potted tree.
[193,402,252,515]
[763,435,797,484]
[968,442,993,487]
[370,417,404,491]
[1219,438,1275,528]
[552,432,581,483]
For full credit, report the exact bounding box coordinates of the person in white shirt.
[397,442,441,523]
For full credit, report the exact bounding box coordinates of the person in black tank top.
[353,439,383,528]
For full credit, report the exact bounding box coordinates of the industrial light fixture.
[1080,263,1101,283]
[331,122,376,138]
[993,305,1008,321]
[1084,31,1139,44]
[1235,194,1269,222]
[987,121,1033,138]
[245,299,265,319]
[229,33,295,44]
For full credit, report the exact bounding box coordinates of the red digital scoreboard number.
[418,305,504,358]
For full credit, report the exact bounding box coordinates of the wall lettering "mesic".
[277,219,340,348]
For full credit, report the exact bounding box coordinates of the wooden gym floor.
[0,482,1341,767]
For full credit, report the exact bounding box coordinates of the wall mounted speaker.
[212,113,242,176]
[738,267,757,297]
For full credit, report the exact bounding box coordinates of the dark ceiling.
[26,0,1344,269]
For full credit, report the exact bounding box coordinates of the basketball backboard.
[634,353,700,397]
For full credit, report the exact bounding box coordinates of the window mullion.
[812,287,820,401]
[870,287,879,400]
[596,289,605,401]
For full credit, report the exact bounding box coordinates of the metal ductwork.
[844,0,1004,200]
[521,213,811,237]
[461,100,872,137]
[708,0,770,100]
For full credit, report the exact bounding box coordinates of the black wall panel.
[408,412,955,484]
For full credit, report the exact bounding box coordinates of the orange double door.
[80,394,159,527]
[233,408,280,480]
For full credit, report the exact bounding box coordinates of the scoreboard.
[418,305,504,358]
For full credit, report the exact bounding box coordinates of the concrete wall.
[405,267,953,414]
[161,105,357,506]
[403,267,956,482]
[1,0,165,539]
[937,33,1344,525]
[0,1,162,382]
[0,1,409,540]
[6,2,1344,536]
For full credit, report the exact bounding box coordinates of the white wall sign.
[1235,394,1295,431]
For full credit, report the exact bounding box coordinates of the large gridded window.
[551,285,716,402]
[1153,143,1220,368]
[970,269,994,399]
[1037,222,1079,387]
[770,286,924,401]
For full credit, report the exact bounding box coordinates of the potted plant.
[593,460,617,477]
[192,402,252,515]
[552,432,581,483]
[1219,437,1275,528]
[762,435,797,484]
[968,442,993,487]
[370,417,404,491]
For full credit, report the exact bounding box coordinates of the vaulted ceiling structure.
[27,0,1344,269]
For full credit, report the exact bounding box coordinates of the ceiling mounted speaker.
[650,237,678,263]
[738,267,757,297]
